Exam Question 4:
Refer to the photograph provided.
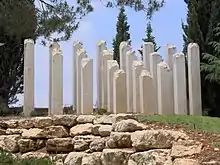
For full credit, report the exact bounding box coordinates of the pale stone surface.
[89,138,106,151]
[51,47,63,115]
[18,139,45,153]
[53,115,77,127]
[142,42,154,71]
[107,60,119,113]
[139,70,157,114]
[81,58,93,114]
[0,135,20,152]
[165,44,177,69]
[173,53,187,115]
[102,50,113,109]
[23,39,35,116]
[119,41,131,72]
[33,117,53,128]
[132,61,144,113]
[18,119,34,129]
[49,42,60,115]
[64,152,85,165]
[97,41,107,109]
[21,152,49,159]
[46,138,73,152]
[70,123,93,136]
[81,152,102,165]
[4,120,18,128]
[6,128,24,135]
[188,43,202,115]
[101,148,135,165]
[150,52,163,114]
[126,51,138,113]
[113,70,127,114]
[173,158,200,165]
[98,125,112,137]
[0,129,5,135]
[76,48,88,114]
[73,41,83,111]
[128,149,172,165]
[22,128,43,139]
[77,115,96,123]
[157,62,174,115]
[112,119,146,132]
[106,132,132,148]
[40,126,69,138]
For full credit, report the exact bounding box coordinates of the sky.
[15,0,187,107]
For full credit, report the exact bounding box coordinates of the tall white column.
[102,50,113,109]
[132,61,144,113]
[142,42,154,71]
[51,48,63,115]
[107,60,119,113]
[49,42,60,115]
[165,44,177,70]
[113,69,127,114]
[150,52,162,114]
[73,41,83,111]
[97,41,107,109]
[76,48,87,114]
[188,43,202,115]
[139,70,157,115]
[119,41,131,72]
[81,58,93,114]
[126,50,138,113]
[23,39,35,117]
[157,62,174,115]
[173,53,187,115]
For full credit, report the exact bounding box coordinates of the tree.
[112,6,131,64]
[139,21,160,60]
[182,0,220,117]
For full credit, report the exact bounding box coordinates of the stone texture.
[90,138,106,152]
[6,128,25,135]
[106,132,132,148]
[165,44,177,70]
[21,152,49,159]
[22,128,43,139]
[119,41,131,72]
[70,123,93,137]
[40,126,69,138]
[46,138,73,153]
[112,119,146,132]
[0,135,20,152]
[53,115,77,127]
[18,139,45,153]
[98,125,112,137]
[173,158,200,165]
[81,152,102,165]
[142,42,154,71]
[18,119,34,129]
[4,120,18,128]
[0,129,6,135]
[64,152,85,165]
[33,117,53,128]
[77,115,96,124]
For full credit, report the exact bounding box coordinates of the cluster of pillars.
[23,39,202,116]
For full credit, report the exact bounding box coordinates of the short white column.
[165,44,177,70]
[107,60,119,113]
[187,43,202,115]
[173,53,187,115]
[113,69,127,114]
[81,58,93,114]
[23,39,35,117]
[132,61,144,113]
[143,42,154,71]
[119,41,131,72]
[157,62,174,115]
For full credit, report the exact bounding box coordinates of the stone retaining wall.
[0,114,203,165]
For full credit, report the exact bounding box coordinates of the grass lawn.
[137,115,220,133]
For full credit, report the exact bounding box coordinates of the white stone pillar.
[102,50,113,109]
[119,41,131,72]
[107,60,119,113]
[49,42,60,115]
[132,61,144,113]
[165,44,177,70]
[173,53,187,115]
[97,41,107,109]
[188,43,202,115]
[143,42,154,71]
[150,52,162,114]
[157,62,174,115]
[51,48,63,115]
[23,39,35,116]
[76,48,87,114]
[113,69,127,114]
[139,70,157,115]
[126,50,138,113]
[73,41,83,111]
[81,58,93,114]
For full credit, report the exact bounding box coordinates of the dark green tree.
[112,6,131,64]
[139,21,160,60]
[182,0,220,117]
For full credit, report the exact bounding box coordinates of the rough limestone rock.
[18,119,34,129]
[0,135,20,152]
[98,125,112,137]
[22,128,43,139]
[40,126,69,138]
[4,120,18,128]
[33,117,53,128]
[112,119,146,132]
[89,138,106,152]
[81,152,102,165]
[18,139,45,153]
[128,149,172,165]
[173,158,200,165]
[0,121,8,128]
[0,129,6,135]
[106,132,132,148]
[53,115,77,127]
[101,148,135,165]
[131,130,189,151]
[92,124,102,135]
[46,138,73,153]
[70,124,93,137]
[77,115,96,124]
[171,140,203,158]
[113,114,136,122]
[64,152,85,165]
[6,128,25,135]
[21,152,49,159]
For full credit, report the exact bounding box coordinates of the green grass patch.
[137,115,220,133]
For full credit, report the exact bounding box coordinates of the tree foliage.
[112,6,131,64]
